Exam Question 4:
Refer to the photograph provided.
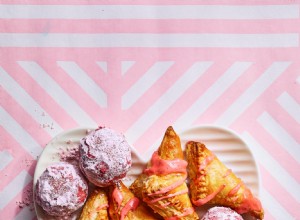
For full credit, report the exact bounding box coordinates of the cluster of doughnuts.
[35,127,132,217]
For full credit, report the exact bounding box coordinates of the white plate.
[33,126,260,219]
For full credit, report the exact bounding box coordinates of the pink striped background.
[0,1,300,219]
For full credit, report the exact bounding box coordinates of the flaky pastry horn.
[79,187,109,220]
[186,141,264,220]
[108,181,159,220]
[130,126,199,220]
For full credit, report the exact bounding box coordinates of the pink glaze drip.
[144,151,187,176]
[147,174,187,196]
[165,207,195,220]
[146,189,188,204]
[96,204,109,211]
[120,197,139,220]
[192,184,226,206]
[223,169,232,178]
[228,182,243,197]
[234,188,263,215]
[199,154,215,171]
[112,187,123,210]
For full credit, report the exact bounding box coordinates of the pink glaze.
[165,207,195,220]
[96,204,109,211]
[143,151,187,176]
[199,154,215,171]
[192,184,226,206]
[112,187,124,210]
[201,206,243,220]
[35,162,88,216]
[228,182,243,197]
[234,188,263,215]
[146,189,188,204]
[79,127,132,187]
[147,174,187,196]
[120,197,139,220]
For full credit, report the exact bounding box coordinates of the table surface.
[1,1,300,219]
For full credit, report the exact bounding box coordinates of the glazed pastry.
[130,126,199,220]
[108,181,159,220]
[79,187,109,220]
[186,141,264,220]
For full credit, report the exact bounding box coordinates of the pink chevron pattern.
[1,1,300,219]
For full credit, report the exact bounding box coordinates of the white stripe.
[0,5,298,19]
[125,62,212,145]
[260,188,295,219]
[174,62,252,129]
[277,92,300,124]
[0,170,32,210]
[0,66,63,136]
[18,61,97,127]
[122,61,174,110]
[0,107,43,158]
[216,62,291,126]
[96,61,108,74]
[257,112,300,163]
[242,132,300,203]
[15,206,36,220]
[0,33,298,48]
[0,150,13,171]
[57,61,107,108]
[121,61,135,76]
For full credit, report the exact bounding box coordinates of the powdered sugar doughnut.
[79,127,132,187]
[201,207,243,220]
[35,162,88,216]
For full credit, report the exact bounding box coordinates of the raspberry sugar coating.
[79,127,132,187]
[35,162,88,216]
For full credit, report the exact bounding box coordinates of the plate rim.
[33,125,262,219]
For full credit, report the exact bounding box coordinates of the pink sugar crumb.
[58,144,80,167]
[201,207,243,220]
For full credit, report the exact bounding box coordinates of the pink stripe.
[0,19,298,33]
[0,59,78,129]
[0,128,35,190]
[39,59,107,125]
[196,61,270,125]
[133,60,230,153]
[0,0,296,5]
[248,122,300,182]
[229,61,299,131]
[0,181,33,219]
[1,48,299,62]
[1,90,52,146]
[268,102,300,143]
[261,166,300,218]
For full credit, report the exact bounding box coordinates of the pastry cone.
[186,141,264,220]
[108,181,159,220]
[79,187,109,220]
[130,126,199,220]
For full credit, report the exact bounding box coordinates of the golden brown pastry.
[130,126,199,220]
[108,181,159,220]
[185,141,264,220]
[79,187,109,220]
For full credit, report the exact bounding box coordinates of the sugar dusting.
[79,127,132,187]
[35,162,88,216]
[201,207,243,220]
